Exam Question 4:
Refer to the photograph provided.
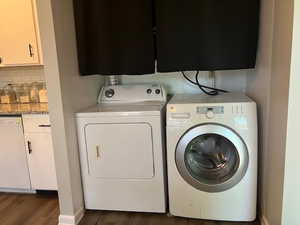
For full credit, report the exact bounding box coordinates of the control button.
[155,89,161,94]
[206,110,215,119]
[105,89,115,98]
[147,89,152,94]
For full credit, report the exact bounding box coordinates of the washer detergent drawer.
[85,123,154,179]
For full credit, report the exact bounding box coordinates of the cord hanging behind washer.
[181,71,228,96]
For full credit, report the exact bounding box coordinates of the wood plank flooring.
[0,193,260,225]
[79,211,260,225]
[0,192,59,225]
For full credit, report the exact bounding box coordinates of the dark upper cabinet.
[155,0,260,72]
[73,0,260,76]
[73,0,155,76]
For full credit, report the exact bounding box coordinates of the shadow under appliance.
[166,93,257,221]
[76,84,167,213]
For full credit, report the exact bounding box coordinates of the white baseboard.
[58,207,85,225]
[0,188,36,194]
[261,215,270,225]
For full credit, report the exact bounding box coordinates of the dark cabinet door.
[73,0,155,76]
[156,0,260,72]
[73,0,260,75]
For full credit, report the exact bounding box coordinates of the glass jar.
[0,88,3,104]
[0,84,17,104]
[39,82,48,103]
[19,84,31,104]
[30,82,40,103]
[12,84,22,104]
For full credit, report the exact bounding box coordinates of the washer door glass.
[185,134,239,185]
[176,124,249,192]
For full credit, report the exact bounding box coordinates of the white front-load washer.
[76,84,167,213]
[167,93,257,221]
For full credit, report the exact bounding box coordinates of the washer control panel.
[197,106,224,115]
[196,106,224,119]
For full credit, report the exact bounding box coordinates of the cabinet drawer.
[22,114,51,133]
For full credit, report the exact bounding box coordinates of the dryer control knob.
[206,110,215,119]
[105,89,115,98]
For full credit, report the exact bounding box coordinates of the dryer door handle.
[96,145,101,159]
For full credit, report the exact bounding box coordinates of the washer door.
[176,124,249,192]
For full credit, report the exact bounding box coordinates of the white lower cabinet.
[23,114,57,191]
[0,117,31,190]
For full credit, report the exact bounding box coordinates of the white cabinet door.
[25,132,57,190]
[0,0,41,66]
[85,123,154,179]
[0,118,31,189]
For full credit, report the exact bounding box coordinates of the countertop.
[0,103,49,115]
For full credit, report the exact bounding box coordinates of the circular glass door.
[176,124,249,192]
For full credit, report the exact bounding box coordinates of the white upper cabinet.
[0,0,42,66]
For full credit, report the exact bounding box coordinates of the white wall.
[122,70,247,95]
[246,0,294,224]
[246,0,274,217]
[263,0,293,219]
[36,0,103,222]
[264,0,294,223]
[282,0,300,224]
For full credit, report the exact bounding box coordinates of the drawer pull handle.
[27,141,32,154]
[38,124,51,128]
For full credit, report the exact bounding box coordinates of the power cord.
[181,71,228,96]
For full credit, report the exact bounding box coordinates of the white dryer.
[167,93,257,221]
[76,84,167,213]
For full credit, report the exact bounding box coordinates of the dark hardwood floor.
[0,192,59,225]
[0,193,260,225]
[80,211,260,225]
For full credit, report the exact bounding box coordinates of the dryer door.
[85,123,154,179]
[176,123,248,192]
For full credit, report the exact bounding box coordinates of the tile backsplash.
[0,66,45,87]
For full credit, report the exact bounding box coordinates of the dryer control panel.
[98,84,167,104]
